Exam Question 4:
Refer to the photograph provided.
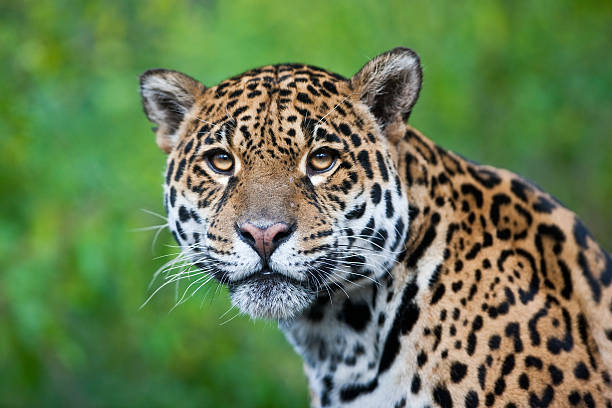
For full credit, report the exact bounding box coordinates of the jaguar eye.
[307,148,338,175]
[206,149,234,174]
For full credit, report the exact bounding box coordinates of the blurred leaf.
[0,0,610,406]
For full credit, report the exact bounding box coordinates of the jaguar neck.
[280,126,459,406]
[396,126,460,267]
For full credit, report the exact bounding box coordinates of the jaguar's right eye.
[206,149,235,175]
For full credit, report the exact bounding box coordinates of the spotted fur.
[140,48,612,407]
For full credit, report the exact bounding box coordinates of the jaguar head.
[140,48,422,320]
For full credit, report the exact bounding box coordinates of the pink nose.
[238,222,293,261]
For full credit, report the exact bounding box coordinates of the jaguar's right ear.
[139,69,205,153]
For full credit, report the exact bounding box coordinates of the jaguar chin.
[228,273,315,320]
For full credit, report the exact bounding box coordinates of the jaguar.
[139,47,612,407]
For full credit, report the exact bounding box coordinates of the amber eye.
[206,149,234,174]
[307,148,337,175]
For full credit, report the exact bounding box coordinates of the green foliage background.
[1,1,611,406]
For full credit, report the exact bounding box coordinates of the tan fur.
[141,49,612,406]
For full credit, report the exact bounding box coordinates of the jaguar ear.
[351,47,422,131]
[139,69,205,153]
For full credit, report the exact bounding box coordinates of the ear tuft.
[139,69,205,153]
[351,47,422,130]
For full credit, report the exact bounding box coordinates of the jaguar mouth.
[229,269,307,288]
[228,269,315,320]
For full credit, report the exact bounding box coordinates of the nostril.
[266,223,295,250]
[237,223,258,247]
[241,229,256,246]
[272,226,293,245]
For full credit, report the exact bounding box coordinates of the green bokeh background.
[1,1,611,406]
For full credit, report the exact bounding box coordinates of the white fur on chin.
[229,279,315,320]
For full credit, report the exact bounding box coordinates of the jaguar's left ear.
[351,47,422,132]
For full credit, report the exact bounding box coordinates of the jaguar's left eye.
[307,148,338,175]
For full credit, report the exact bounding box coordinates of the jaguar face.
[140,49,422,320]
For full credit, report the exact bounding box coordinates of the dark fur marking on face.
[384,190,394,218]
[345,203,366,220]
[375,151,389,182]
[370,183,382,204]
[178,205,190,222]
[357,150,374,179]
[165,160,175,185]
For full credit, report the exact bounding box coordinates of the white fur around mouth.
[229,269,306,287]
[228,275,315,320]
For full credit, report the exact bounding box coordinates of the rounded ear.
[139,69,205,153]
[351,47,422,131]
